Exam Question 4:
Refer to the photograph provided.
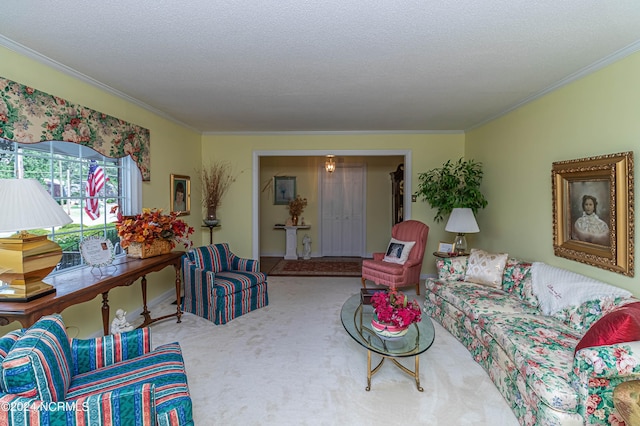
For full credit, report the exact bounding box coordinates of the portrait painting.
[170,174,191,215]
[552,152,633,276]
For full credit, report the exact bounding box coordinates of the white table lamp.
[445,208,479,255]
[0,178,73,301]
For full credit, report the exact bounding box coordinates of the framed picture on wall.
[552,151,633,276]
[274,176,296,205]
[170,174,191,215]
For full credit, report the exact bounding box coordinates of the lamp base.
[0,281,56,302]
[453,233,468,255]
[0,232,61,302]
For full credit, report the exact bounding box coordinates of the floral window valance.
[0,76,151,180]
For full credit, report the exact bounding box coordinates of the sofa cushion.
[464,249,508,288]
[575,302,640,354]
[502,258,539,308]
[191,243,231,272]
[67,342,192,425]
[1,314,72,401]
[531,262,631,315]
[214,270,267,294]
[436,256,468,281]
[382,238,415,264]
[486,313,582,412]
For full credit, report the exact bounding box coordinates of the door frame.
[251,149,412,260]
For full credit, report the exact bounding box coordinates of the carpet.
[150,277,519,425]
[268,257,363,277]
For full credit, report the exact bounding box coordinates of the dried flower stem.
[201,161,235,214]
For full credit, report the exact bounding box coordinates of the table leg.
[140,275,151,324]
[101,292,110,336]
[174,264,182,323]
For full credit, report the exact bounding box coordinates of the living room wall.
[200,133,465,260]
[0,46,202,337]
[466,50,640,295]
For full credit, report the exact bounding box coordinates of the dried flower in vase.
[288,195,308,216]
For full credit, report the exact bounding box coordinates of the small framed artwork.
[274,176,296,205]
[170,174,191,215]
[80,236,115,268]
[552,151,634,276]
[437,241,454,254]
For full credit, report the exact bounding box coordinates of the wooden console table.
[0,251,184,335]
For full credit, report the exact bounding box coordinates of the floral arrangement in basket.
[110,206,194,249]
[371,290,422,328]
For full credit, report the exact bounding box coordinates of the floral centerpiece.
[111,206,194,258]
[370,290,422,338]
[287,195,307,225]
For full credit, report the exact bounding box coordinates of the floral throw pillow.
[502,258,539,308]
[436,257,468,281]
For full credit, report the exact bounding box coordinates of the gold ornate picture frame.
[170,174,191,215]
[552,151,634,276]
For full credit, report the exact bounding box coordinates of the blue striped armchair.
[0,314,193,425]
[182,243,269,324]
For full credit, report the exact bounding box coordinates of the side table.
[274,225,310,260]
[202,224,220,244]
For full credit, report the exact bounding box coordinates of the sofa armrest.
[573,341,640,423]
[70,328,152,375]
[0,384,156,425]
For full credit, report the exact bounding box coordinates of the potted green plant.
[414,158,488,222]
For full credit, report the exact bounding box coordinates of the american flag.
[85,160,106,220]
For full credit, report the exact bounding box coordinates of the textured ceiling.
[1,1,640,133]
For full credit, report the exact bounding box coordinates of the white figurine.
[111,308,134,334]
[302,234,312,260]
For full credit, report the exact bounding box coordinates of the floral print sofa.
[423,251,640,426]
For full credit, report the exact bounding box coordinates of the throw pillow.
[464,248,508,288]
[437,256,469,281]
[382,238,416,265]
[575,302,640,354]
[531,262,632,315]
[1,314,72,401]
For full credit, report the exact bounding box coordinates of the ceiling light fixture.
[325,156,336,173]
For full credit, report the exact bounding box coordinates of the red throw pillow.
[575,302,640,354]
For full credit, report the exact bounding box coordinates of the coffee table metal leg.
[389,356,424,392]
[366,350,386,391]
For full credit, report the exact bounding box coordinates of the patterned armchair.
[361,220,429,295]
[0,314,192,425]
[182,243,269,325]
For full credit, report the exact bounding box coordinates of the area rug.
[150,277,519,425]
[267,257,363,277]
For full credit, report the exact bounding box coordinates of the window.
[0,139,141,272]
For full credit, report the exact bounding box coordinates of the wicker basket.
[126,239,172,259]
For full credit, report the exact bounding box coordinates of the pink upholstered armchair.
[361,220,429,295]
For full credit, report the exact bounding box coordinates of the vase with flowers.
[111,206,195,258]
[370,290,422,339]
[287,195,307,226]
[201,161,236,226]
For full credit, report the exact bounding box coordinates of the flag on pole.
[85,160,106,220]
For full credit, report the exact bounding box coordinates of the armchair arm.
[0,384,156,425]
[229,253,259,272]
[70,328,152,375]
[372,252,385,261]
[573,341,640,423]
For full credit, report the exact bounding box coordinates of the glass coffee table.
[340,292,435,391]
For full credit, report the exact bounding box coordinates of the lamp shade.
[0,178,72,232]
[445,208,479,234]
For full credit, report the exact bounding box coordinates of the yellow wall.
[0,46,202,337]
[201,133,465,259]
[466,51,640,294]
